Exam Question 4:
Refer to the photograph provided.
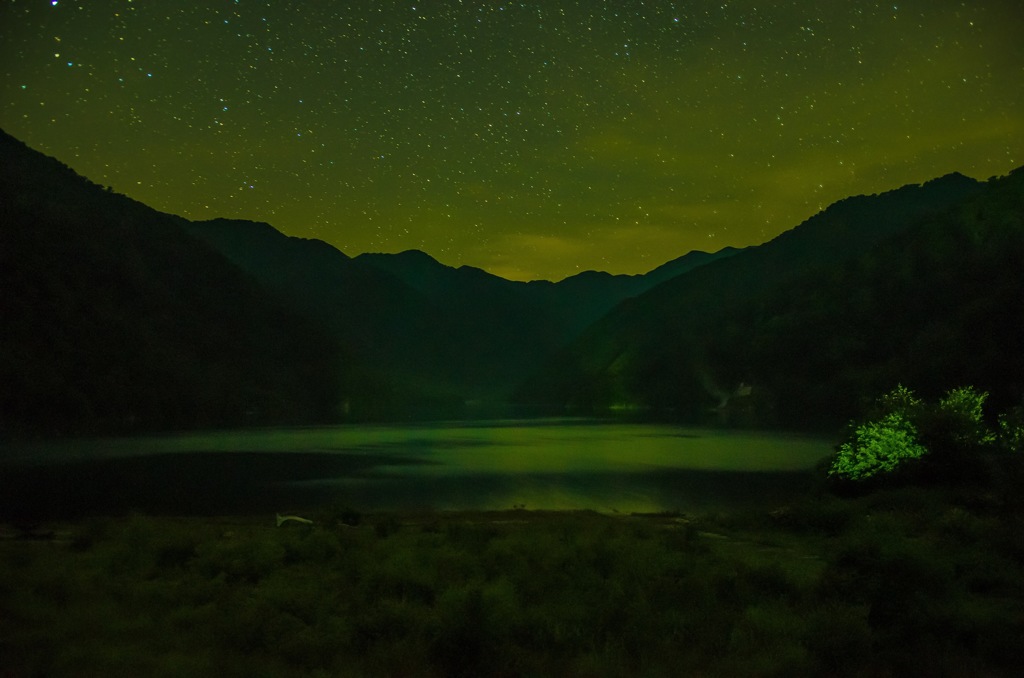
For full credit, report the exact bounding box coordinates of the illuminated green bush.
[933,385,996,448]
[997,406,1024,453]
[830,384,1012,484]
[875,383,922,419]
[829,413,927,482]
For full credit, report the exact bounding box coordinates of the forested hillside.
[514,170,1022,429]
[711,166,1024,427]
[6,125,1018,436]
[0,131,341,436]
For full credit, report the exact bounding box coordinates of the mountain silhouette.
[3,126,1019,435]
[187,223,737,407]
[181,217,446,412]
[719,167,1024,427]
[0,130,340,436]
[514,168,1024,429]
[352,247,739,398]
[0,129,737,430]
[355,246,740,342]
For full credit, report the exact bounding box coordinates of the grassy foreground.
[2,488,1024,677]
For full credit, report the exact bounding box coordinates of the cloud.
[467,222,727,282]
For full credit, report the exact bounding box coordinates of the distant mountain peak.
[392,248,439,261]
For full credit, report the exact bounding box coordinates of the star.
[0,1,1020,281]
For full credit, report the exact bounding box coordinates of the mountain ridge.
[185,221,738,406]
[0,130,342,436]
[4,126,1018,434]
[514,168,1022,428]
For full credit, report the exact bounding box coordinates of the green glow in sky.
[2,1,1021,280]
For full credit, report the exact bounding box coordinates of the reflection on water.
[1,420,837,518]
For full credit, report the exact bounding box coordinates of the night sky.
[2,1,1021,281]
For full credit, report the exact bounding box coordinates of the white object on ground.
[276,513,314,527]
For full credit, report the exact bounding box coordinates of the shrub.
[724,602,813,675]
[829,413,927,482]
[997,405,1024,454]
[874,383,923,420]
[804,603,873,673]
[281,528,341,564]
[910,386,998,483]
[194,534,286,583]
[924,386,996,451]
[832,385,1017,487]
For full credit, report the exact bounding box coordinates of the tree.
[828,411,927,482]
[932,385,996,448]
[829,384,1007,487]
[874,383,922,420]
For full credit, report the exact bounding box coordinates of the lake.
[0,419,837,519]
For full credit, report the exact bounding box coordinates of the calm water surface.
[2,420,837,516]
